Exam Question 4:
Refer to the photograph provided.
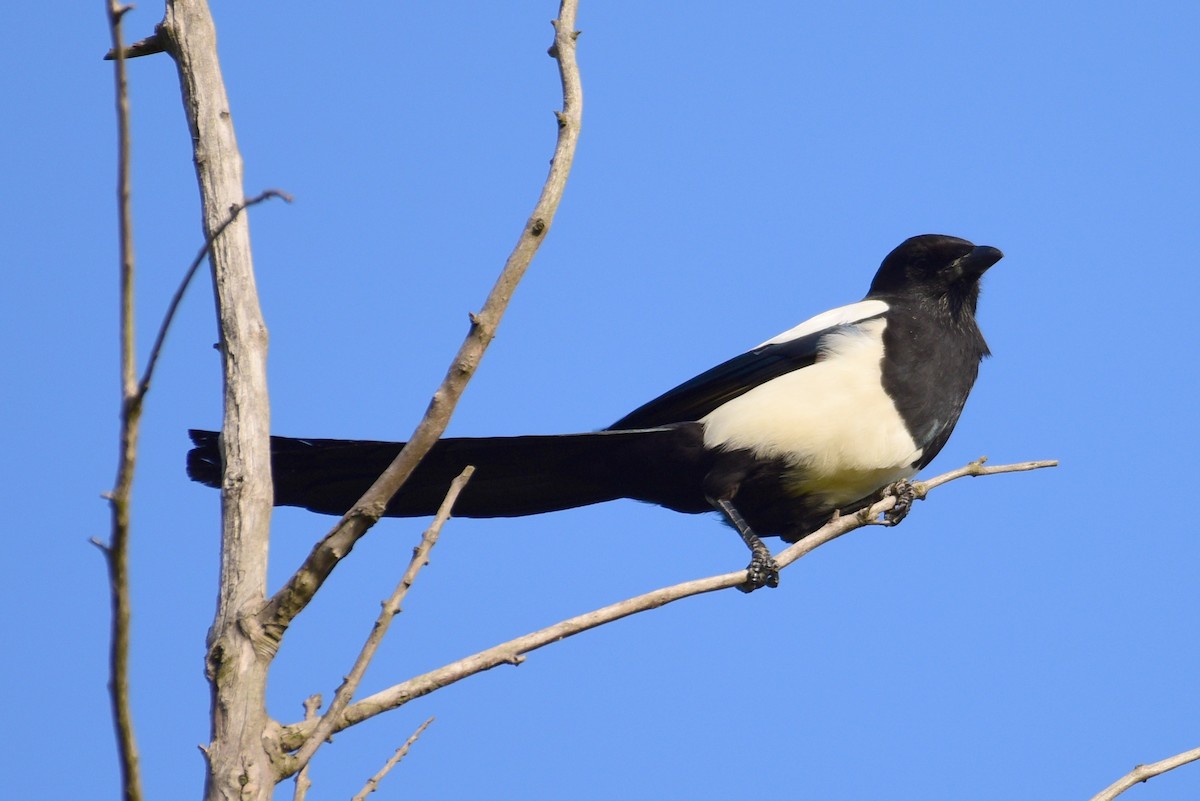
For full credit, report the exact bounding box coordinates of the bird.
[188,234,1002,590]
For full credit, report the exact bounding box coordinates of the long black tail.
[186,426,714,519]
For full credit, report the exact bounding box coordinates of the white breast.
[700,318,922,507]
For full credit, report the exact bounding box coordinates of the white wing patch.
[701,317,921,508]
[756,298,889,347]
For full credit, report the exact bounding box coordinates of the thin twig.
[1088,745,1200,801]
[350,718,435,801]
[255,0,584,649]
[291,695,322,801]
[101,2,144,800]
[285,468,473,777]
[277,457,1057,748]
[772,457,1060,571]
[138,189,291,397]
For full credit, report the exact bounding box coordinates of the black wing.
[607,328,831,430]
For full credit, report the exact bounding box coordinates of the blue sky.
[4,2,1198,799]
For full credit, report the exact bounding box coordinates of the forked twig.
[285,469,473,777]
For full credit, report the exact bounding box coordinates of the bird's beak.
[956,245,1004,279]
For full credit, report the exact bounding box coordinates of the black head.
[867,234,1003,315]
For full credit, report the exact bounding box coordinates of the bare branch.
[255,0,584,649]
[773,457,1060,572]
[283,468,473,779]
[104,32,166,60]
[159,1,277,798]
[101,1,144,799]
[290,696,322,801]
[278,458,1057,748]
[350,718,435,801]
[1088,745,1200,801]
[138,189,291,398]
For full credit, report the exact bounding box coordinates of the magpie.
[188,234,1001,590]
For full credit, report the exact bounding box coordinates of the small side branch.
[350,718,435,801]
[281,468,473,779]
[255,0,584,648]
[138,189,291,397]
[289,695,322,801]
[104,32,167,60]
[277,457,1056,748]
[1088,745,1200,801]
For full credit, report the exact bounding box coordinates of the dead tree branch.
[284,468,473,778]
[351,718,435,801]
[159,1,277,798]
[255,0,584,651]
[277,458,1057,748]
[1088,744,1200,801]
[290,695,322,801]
[139,189,291,397]
[100,2,144,800]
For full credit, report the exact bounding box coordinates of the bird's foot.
[738,541,780,593]
[708,495,781,592]
[883,479,918,526]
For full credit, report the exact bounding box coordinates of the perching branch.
[277,457,1057,748]
[773,457,1058,571]
[283,468,474,779]
[1087,745,1200,801]
[255,0,584,649]
[100,2,144,800]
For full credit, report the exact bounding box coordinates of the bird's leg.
[709,497,780,592]
[882,478,917,526]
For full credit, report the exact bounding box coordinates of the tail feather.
[187,426,713,519]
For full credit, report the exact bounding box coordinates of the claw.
[883,479,917,526]
[739,546,780,593]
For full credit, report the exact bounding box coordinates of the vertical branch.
[159,1,275,799]
[101,2,144,800]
